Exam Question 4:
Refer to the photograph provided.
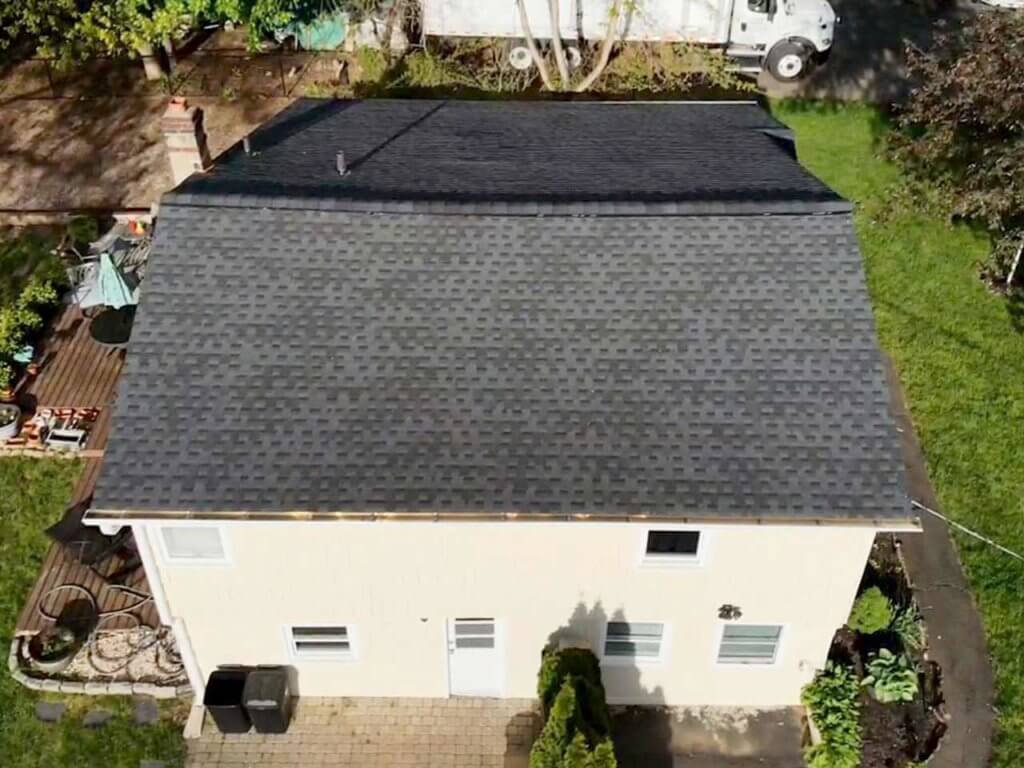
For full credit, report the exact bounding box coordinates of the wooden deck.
[22,303,126,410]
[14,457,160,635]
[11,302,160,635]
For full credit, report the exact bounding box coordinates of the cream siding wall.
[145,521,875,706]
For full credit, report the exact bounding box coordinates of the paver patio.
[187,697,541,768]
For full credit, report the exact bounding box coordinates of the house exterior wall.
[140,520,875,706]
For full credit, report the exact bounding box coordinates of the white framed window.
[287,625,357,660]
[717,624,784,665]
[157,525,229,565]
[602,621,667,664]
[640,526,707,566]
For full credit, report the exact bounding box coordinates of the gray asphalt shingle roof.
[90,100,909,522]
[166,99,846,215]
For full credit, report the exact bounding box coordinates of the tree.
[515,0,628,92]
[891,13,1024,287]
[894,12,1024,230]
[0,0,307,70]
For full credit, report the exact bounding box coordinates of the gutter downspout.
[133,524,205,701]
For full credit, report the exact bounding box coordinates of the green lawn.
[774,102,1024,767]
[0,458,185,768]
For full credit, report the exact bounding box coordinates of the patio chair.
[45,500,142,585]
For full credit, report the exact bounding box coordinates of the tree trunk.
[137,42,163,81]
[516,0,555,91]
[162,38,177,74]
[573,0,625,93]
[548,0,571,87]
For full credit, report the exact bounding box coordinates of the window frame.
[638,524,710,567]
[714,622,786,667]
[599,620,671,666]
[156,524,231,566]
[285,624,359,662]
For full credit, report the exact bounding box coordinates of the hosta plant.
[801,662,862,768]
[863,649,919,703]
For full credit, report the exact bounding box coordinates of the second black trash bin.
[204,668,251,733]
[243,666,293,734]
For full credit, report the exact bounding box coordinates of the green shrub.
[531,647,616,768]
[531,680,577,768]
[863,649,919,703]
[847,587,894,634]
[891,604,926,653]
[801,662,862,768]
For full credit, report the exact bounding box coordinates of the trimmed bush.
[847,587,893,634]
[801,662,862,768]
[531,647,617,768]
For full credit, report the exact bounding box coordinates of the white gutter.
[133,524,205,700]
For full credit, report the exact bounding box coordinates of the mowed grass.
[774,102,1024,766]
[0,458,186,767]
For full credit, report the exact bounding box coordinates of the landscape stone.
[134,696,160,725]
[34,701,65,723]
[83,709,113,728]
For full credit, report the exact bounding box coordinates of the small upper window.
[159,525,227,563]
[645,530,700,558]
[603,621,665,661]
[289,626,356,659]
[718,625,783,664]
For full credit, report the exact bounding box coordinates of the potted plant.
[26,626,80,675]
[0,400,20,441]
[0,362,13,402]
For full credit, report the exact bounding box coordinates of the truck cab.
[728,0,837,80]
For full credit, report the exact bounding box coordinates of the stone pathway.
[884,357,995,768]
[187,697,540,768]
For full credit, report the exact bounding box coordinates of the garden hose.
[34,582,185,680]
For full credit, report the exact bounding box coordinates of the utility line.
[911,500,1024,563]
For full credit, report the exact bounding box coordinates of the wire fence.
[0,48,347,102]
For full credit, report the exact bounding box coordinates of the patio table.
[89,307,135,349]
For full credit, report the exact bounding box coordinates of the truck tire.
[766,41,812,81]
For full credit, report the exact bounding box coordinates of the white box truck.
[421,0,837,81]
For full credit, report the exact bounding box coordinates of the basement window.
[603,621,666,662]
[717,625,783,664]
[288,626,356,660]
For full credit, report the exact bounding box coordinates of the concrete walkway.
[885,358,996,768]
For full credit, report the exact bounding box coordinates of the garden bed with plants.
[803,536,945,768]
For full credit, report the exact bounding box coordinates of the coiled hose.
[37,583,185,679]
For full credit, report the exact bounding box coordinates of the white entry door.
[447,618,502,697]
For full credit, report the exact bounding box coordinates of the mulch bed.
[830,535,949,768]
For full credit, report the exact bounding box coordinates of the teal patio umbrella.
[97,252,138,309]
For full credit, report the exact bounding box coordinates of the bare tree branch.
[573,0,626,92]
[548,0,571,86]
[516,0,555,90]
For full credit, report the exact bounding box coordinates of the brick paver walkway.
[187,697,540,767]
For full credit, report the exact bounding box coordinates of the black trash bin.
[243,666,294,734]
[203,668,251,734]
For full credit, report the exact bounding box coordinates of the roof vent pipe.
[243,136,251,155]
[336,151,347,176]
